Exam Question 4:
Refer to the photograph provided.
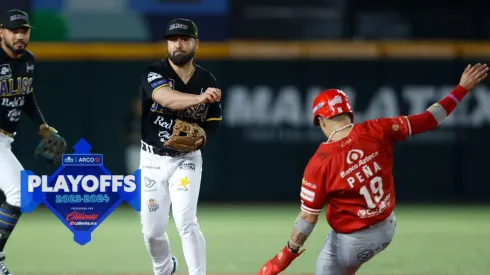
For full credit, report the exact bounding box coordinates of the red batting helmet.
[312,89,354,126]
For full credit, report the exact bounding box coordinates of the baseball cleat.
[171,255,178,275]
[0,255,12,275]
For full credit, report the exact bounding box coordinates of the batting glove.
[258,246,304,275]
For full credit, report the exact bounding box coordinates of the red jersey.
[300,116,411,234]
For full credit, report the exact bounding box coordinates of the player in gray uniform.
[0,9,66,275]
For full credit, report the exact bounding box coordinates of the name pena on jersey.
[151,101,209,121]
[27,175,137,193]
[341,150,381,188]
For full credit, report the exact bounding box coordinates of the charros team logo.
[20,138,141,245]
[346,149,364,165]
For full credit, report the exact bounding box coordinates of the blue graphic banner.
[20,138,141,246]
[1,0,31,13]
[130,0,228,14]
[31,0,63,10]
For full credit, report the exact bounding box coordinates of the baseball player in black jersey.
[0,10,66,275]
[139,18,221,275]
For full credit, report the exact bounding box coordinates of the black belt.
[141,142,188,157]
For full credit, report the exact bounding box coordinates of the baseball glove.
[164,119,206,152]
[35,125,67,166]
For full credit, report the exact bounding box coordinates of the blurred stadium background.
[2,0,490,274]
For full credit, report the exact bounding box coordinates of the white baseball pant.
[140,142,206,275]
[0,133,22,207]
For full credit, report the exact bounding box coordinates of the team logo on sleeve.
[302,178,317,189]
[346,149,364,164]
[300,187,315,202]
[147,72,163,82]
[0,64,12,80]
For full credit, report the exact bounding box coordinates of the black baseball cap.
[164,18,198,39]
[0,9,33,30]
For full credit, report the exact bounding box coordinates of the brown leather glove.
[35,124,67,166]
[164,119,206,152]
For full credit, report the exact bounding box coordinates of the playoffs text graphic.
[20,138,141,246]
[27,175,136,193]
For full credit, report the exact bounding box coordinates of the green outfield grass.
[5,204,490,275]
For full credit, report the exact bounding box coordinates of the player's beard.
[168,49,195,67]
[4,39,27,55]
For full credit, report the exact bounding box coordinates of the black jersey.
[140,58,222,154]
[0,47,45,134]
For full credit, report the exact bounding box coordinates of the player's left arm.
[287,210,319,252]
[377,63,488,144]
[23,88,66,165]
[258,160,327,275]
[22,90,50,132]
[201,101,222,137]
[200,75,222,138]
[407,63,487,136]
[21,58,54,132]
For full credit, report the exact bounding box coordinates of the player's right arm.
[299,161,328,216]
[257,158,327,275]
[374,63,488,143]
[141,69,220,110]
[290,160,328,251]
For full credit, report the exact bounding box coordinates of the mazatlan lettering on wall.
[224,85,490,144]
